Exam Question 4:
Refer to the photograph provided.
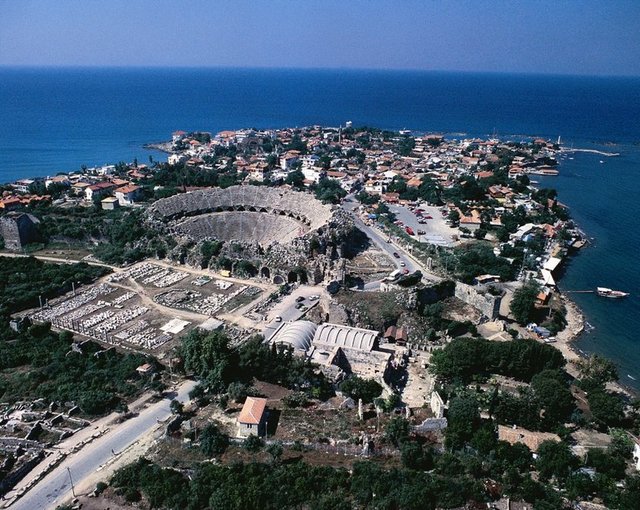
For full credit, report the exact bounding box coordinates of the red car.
[402,269,410,274]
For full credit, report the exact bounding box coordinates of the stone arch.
[237,205,245,211]
[273,274,285,285]
[287,271,299,283]
[261,267,271,279]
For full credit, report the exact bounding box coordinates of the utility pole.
[67,467,76,498]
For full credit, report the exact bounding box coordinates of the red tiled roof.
[115,185,140,194]
[238,397,267,425]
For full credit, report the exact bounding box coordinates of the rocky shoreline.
[556,294,637,398]
[143,141,174,154]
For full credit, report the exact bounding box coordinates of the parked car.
[274,316,282,322]
[403,269,410,274]
[393,252,400,258]
[400,262,406,267]
[295,296,305,302]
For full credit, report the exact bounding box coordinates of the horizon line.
[1,64,639,79]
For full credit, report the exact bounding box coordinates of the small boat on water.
[597,287,630,298]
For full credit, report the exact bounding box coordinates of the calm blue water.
[1,67,639,386]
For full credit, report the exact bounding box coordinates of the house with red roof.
[237,397,268,437]
[115,184,142,206]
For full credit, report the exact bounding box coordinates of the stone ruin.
[148,185,356,284]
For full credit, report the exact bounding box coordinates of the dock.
[560,148,620,157]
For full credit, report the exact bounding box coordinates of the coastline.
[556,294,637,399]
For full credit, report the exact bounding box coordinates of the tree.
[588,389,625,428]
[180,330,237,393]
[385,416,410,447]
[401,441,434,470]
[199,423,229,456]
[510,281,540,324]
[314,178,347,204]
[576,354,619,387]
[447,209,460,227]
[243,434,264,453]
[285,169,305,189]
[227,382,251,403]
[530,369,575,429]
[536,440,578,483]
[339,376,383,404]
[266,441,284,463]
[169,399,184,415]
[445,396,480,449]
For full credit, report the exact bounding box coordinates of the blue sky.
[1,0,639,75]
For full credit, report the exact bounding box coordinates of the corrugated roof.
[312,323,378,352]
[270,320,317,351]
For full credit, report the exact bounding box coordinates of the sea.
[1,67,639,388]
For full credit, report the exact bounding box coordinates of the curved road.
[341,196,439,289]
[9,380,196,510]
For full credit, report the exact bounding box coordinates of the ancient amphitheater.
[150,185,334,247]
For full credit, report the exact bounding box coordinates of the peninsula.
[0,125,638,510]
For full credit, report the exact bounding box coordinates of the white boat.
[596,287,630,298]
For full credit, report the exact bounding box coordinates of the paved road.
[341,197,446,290]
[9,380,197,510]
[342,197,420,275]
[0,251,120,271]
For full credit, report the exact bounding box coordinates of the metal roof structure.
[270,320,318,352]
[312,323,378,352]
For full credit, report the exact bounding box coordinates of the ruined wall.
[454,282,502,319]
[0,216,23,251]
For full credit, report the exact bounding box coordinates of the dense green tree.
[588,389,625,429]
[530,369,575,429]
[445,396,481,449]
[243,434,264,452]
[509,281,541,324]
[339,376,383,403]
[430,337,565,383]
[199,423,229,456]
[285,169,305,189]
[180,330,238,393]
[577,354,619,387]
[400,440,434,470]
[536,440,579,483]
[314,178,346,204]
[385,416,410,446]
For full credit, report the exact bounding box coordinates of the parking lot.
[261,285,324,340]
[388,204,458,246]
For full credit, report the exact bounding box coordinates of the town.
[0,125,639,510]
